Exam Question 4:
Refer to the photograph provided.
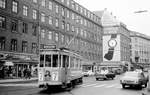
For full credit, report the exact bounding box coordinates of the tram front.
[38,50,68,88]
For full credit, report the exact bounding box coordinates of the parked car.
[95,70,115,80]
[120,71,149,89]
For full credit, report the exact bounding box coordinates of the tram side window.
[62,55,69,68]
[40,55,44,67]
[45,55,51,67]
[53,55,58,67]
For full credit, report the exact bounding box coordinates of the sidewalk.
[0,77,38,84]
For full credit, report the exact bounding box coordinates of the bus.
[38,48,84,90]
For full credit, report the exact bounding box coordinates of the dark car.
[120,71,149,89]
[95,71,115,80]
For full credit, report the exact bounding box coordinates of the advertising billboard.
[103,34,121,61]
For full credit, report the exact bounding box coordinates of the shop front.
[0,52,38,79]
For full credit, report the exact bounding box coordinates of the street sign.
[41,45,56,49]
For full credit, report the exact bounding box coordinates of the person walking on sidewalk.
[23,68,27,79]
[27,68,31,79]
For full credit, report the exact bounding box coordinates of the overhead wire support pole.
[37,0,41,67]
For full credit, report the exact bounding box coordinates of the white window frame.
[41,13,45,22]
[48,31,52,40]
[0,0,6,8]
[23,5,28,16]
[41,0,46,7]
[48,1,52,10]
[33,9,37,19]
[12,1,18,13]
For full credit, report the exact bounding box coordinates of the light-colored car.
[120,71,149,89]
[82,70,94,77]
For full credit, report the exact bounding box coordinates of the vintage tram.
[38,48,84,90]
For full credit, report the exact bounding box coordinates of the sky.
[74,0,150,36]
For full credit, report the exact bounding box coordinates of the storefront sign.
[5,61,14,66]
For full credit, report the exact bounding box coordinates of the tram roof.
[40,49,84,59]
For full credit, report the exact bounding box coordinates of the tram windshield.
[40,54,59,67]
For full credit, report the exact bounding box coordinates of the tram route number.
[51,72,58,81]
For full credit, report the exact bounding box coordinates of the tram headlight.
[39,72,43,81]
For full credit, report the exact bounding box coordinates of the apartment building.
[0,0,103,78]
[130,31,150,68]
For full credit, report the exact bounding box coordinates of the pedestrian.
[27,68,31,79]
[23,68,27,79]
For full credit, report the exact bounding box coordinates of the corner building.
[0,0,103,78]
[94,10,131,72]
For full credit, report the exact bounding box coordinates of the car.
[82,70,94,77]
[95,70,115,80]
[120,71,149,89]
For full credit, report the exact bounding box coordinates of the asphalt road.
[0,75,148,95]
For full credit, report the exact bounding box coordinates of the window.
[11,20,17,33]
[61,0,65,3]
[55,33,58,42]
[32,24,37,36]
[23,5,28,16]
[41,13,45,22]
[76,27,79,34]
[48,16,52,25]
[55,18,59,27]
[67,0,70,6]
[71,25,74,32]
[61,34,64,43]
[71,12,74,20]
[12,1,18,13]
[71,1,75,9]
[0,37,5,50]
[22,41,28,53]
[0,0,6,9]
[41,29,45,38]
[61,21,65,30]
[48,1,52,10]
[23,22,28,33]
[41,0,46,7]
[66,10,70,18]
[66,23,70,31]
[48,31,52,40]
[32,43,37,53]
[33,9,37,19]
[10,39,17,51]
[0,16,6,29]
[33,0,37,3]
[55,4,59,13]
[61,7,65,16]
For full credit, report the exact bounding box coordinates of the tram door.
[62,55,69,82]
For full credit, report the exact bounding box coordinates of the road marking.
[94,84,106,87]
[81,83,99,87]
[115,85,122,88]
[105,84,118,88]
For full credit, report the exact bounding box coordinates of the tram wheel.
[66,82,73,91]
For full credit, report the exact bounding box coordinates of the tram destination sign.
[41,45,56,49]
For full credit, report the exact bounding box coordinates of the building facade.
[0,0,39,78]
[0,0,103,78]
[94,10,131,71]
[130,31,150,68]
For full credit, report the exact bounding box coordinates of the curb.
[0,78,38,84]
